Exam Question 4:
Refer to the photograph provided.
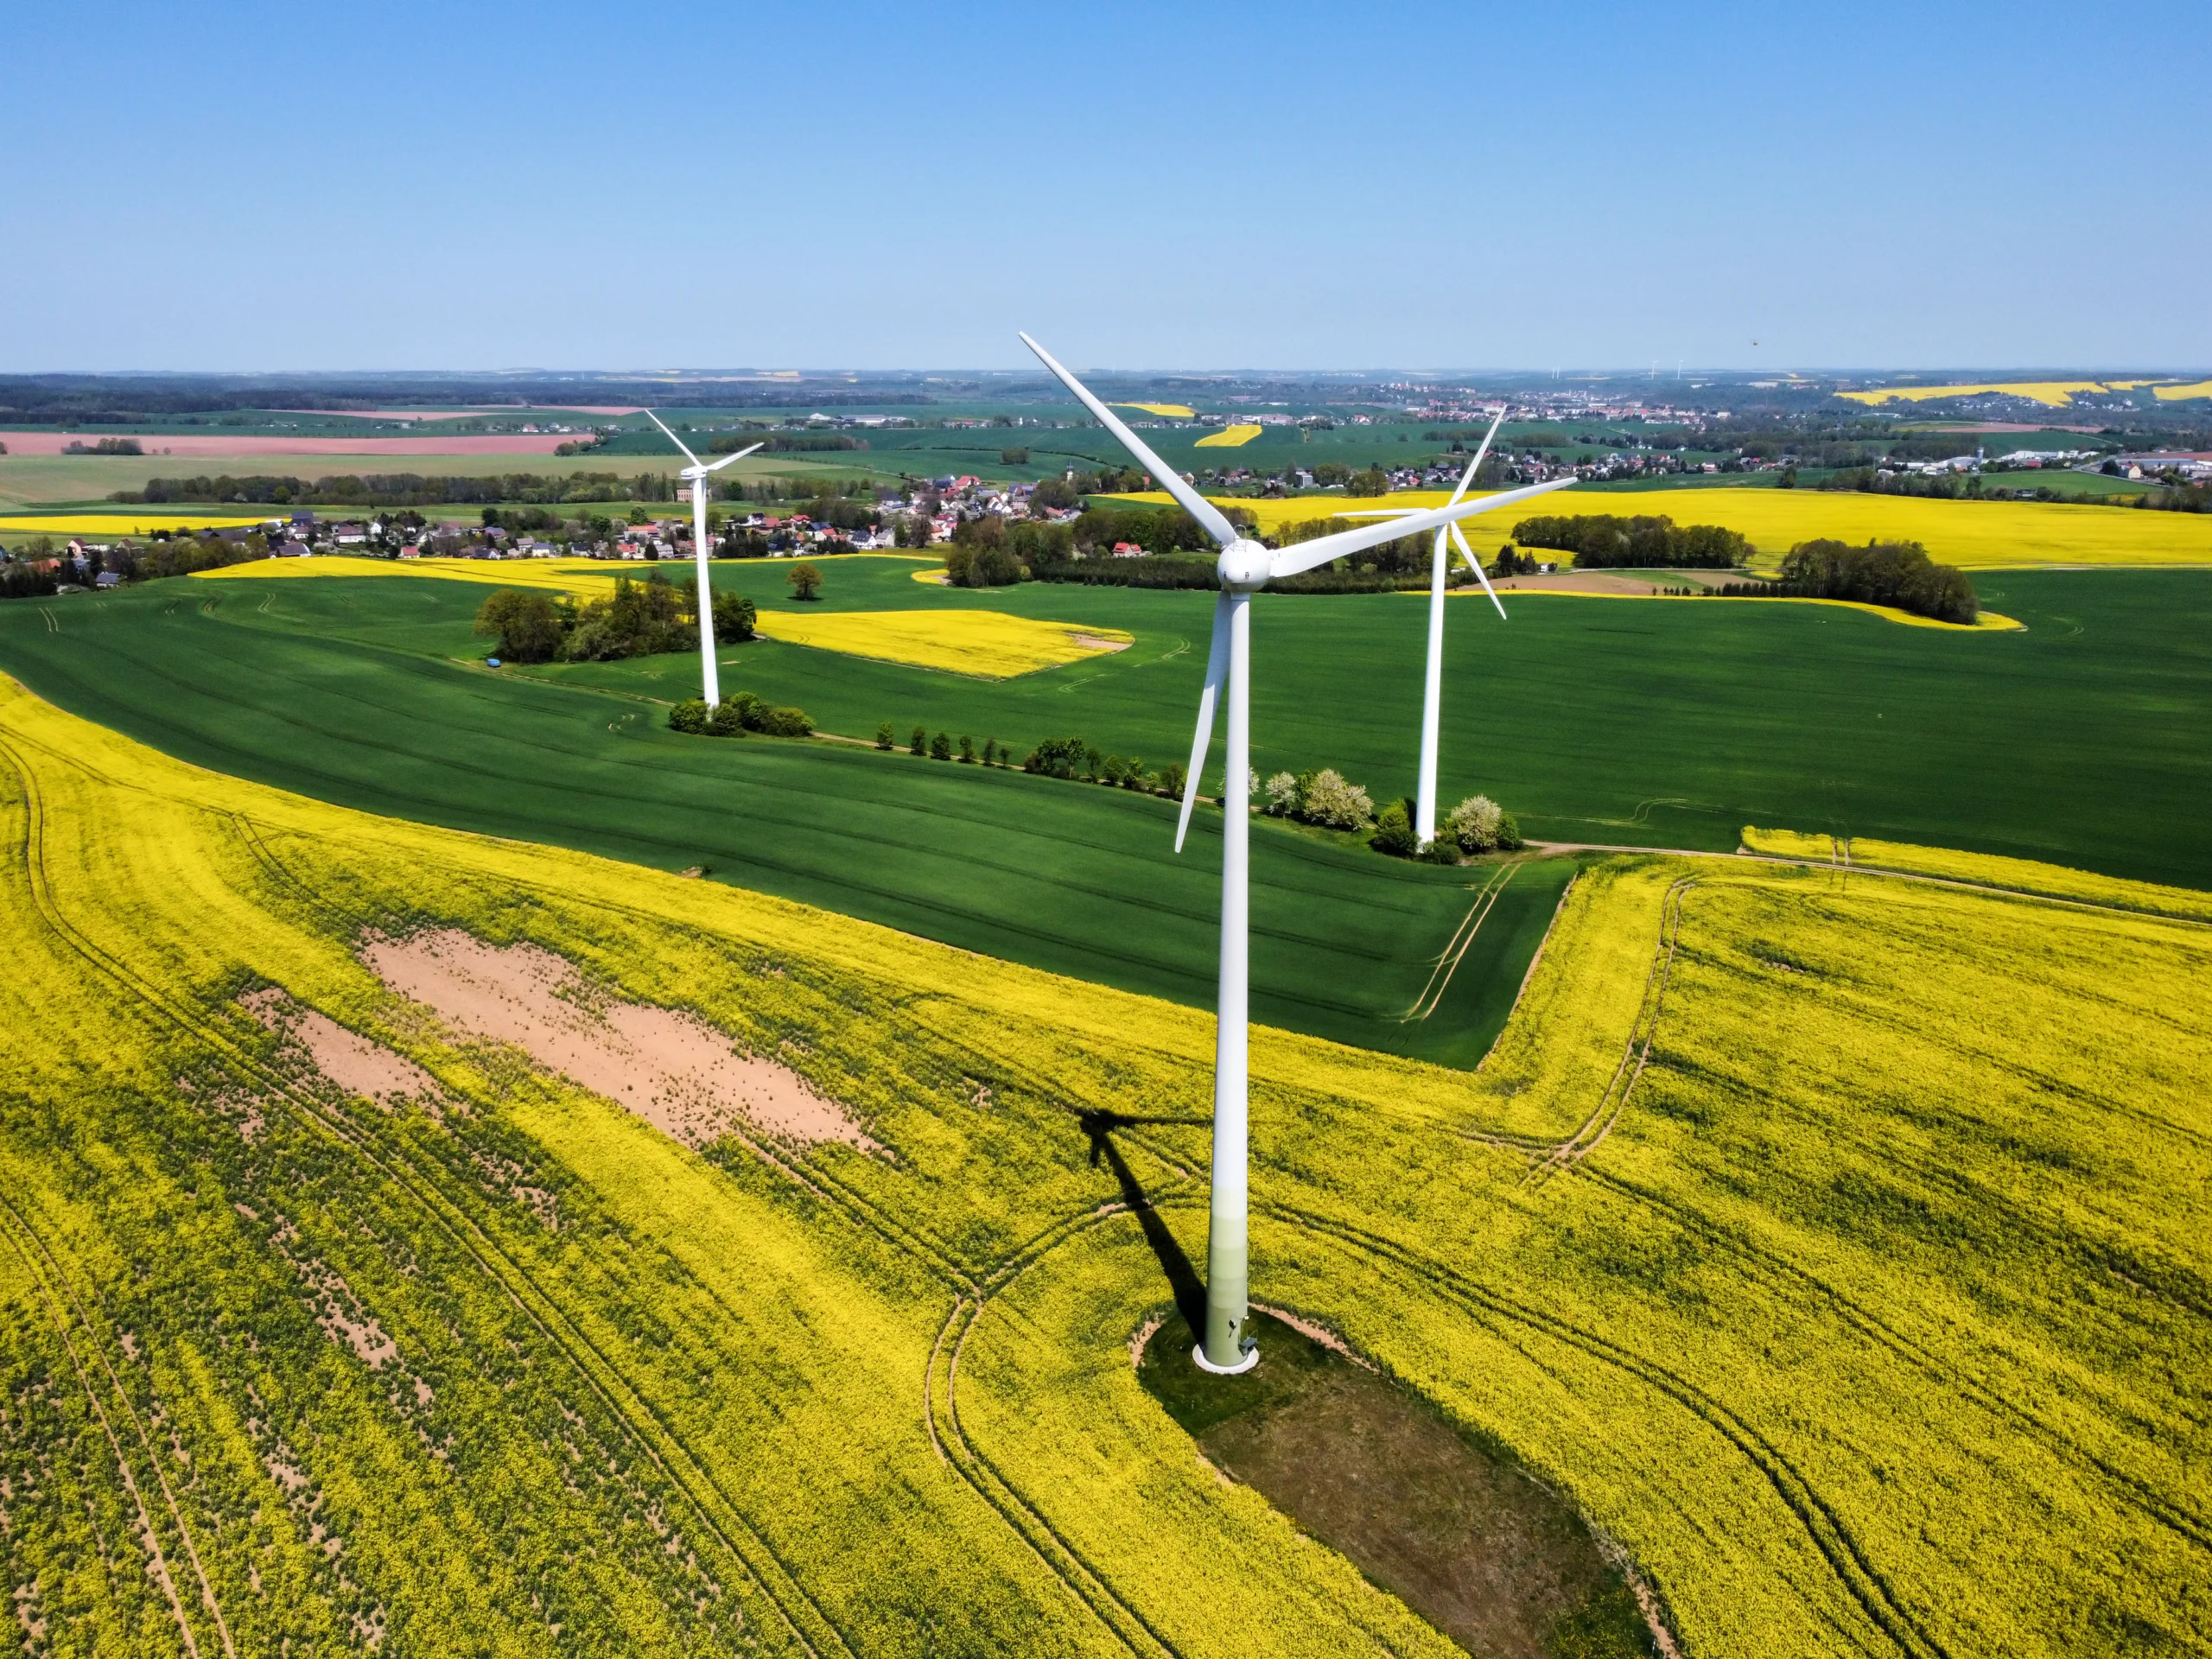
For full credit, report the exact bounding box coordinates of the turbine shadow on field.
[1079,1109,1208,1337]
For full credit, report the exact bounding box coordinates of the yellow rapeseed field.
[2152,379,2212,401]
[1111,402,1197,418]
[1111,486,2212,569]
[0,511,280,536]
[752,607,1134,677]
[1837,380,2116,407]
[1743,824,2212,922]
[196,552,625,599]
[2,673,2206,1657]
[1193,424,1264,448]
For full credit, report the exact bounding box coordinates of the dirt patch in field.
[1138,1309,1670,1658]
[241,987,441,1112]
[1068,632,1133,652]
[361,929,877,1154]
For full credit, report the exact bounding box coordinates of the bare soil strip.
[241,986,439,1110]
[362,929,879,1154]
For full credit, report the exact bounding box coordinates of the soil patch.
[360,929,877,1154]
[241,987,440,1111]
[1138,1310,1662,1658]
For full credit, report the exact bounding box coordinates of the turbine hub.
[1217,537,1270,591]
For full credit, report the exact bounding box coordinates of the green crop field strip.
[0,678,2203,1656]
[2,557,2207,892]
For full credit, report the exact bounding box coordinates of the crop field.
[1111,486,2212,570]
[1,673,2204,1656]
[749,609,1135,677]
[1836,380,2127,406]
[1,559,2208,897]
[1111,402,1197,418]
[0,511,283,537]
[2153,380,2212,402]
[1192,425,1263,448]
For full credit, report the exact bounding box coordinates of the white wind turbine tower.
[1342,404,1540,845]
[1020,334,1575,1373]
[645,410,761,708]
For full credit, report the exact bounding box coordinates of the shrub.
[1119,756,1148,790]
[931,731,952,761]
[761,705,812,738]
[667,699,709,734]
[982,738,999,766]
[712,591,757,641]
[1446,793,1504,852]
[1497,810,1523,850]
[910,725,926,756]
[1299,768,1374,830]
[708,696,753,736]
[1370,800,1420,857]
[875,721,895,751]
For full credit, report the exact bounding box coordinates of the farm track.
[1402,863,1516,1023]
[0,741,854,1659]
[0,1192,232,1659]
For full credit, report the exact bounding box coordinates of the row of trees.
[473,574,756,664]
[666,692,812,738]
[1510,512,1750,569]
[1020,734,1187,798]
[1264,769,1522,858]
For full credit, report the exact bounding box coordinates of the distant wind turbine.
[1020,332,1574,1374]
[645,410,761,707]
[1342,405,1540,845]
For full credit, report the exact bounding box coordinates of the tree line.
[1766,539,1978,624]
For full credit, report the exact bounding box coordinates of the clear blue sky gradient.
[7,0,2207,373]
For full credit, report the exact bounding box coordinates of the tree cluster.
[1020,734,1185,798]
[1511,513,1749,569]
[472,572,745,664]
[944,518,1071,586]
[1771,539,1978,624]
[666,692,812,738]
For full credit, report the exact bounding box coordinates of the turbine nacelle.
[1217,538,1272,590]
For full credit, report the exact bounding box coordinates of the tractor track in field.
[1236,1193,1950,1659]
[0,1192,234,1659]
[1577,1165,2212,1554]
[925,1196,1193,1659]
[1457,876,1694,1182]
[0,740,855,1659]
[1401,862,1516,1024]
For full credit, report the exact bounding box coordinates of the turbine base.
[1192,1341,1259,1376]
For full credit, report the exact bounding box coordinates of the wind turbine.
[1020,333,1575,1373]
[1342,404,1535,845]
[644,410,761,708]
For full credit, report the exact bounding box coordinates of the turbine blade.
[1446,404,1510,507]
[702,442,764,473]
[1017,332,1241,549]
[643,409,703,469]
[1174,593,1233,853]
[1450,521,1510,619]
[1267,476,1576,581]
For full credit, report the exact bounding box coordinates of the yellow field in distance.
[1111,402,1197,418]
[1106,486,2212,569]
[1194,425,1264,448]
[753,608,1133,677]
[2152,379,2212,402]
[197,553,624,600]
[0,511,280,536]
[1839,381,2117,407]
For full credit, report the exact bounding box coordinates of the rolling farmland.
[1116,486,2212,570]
[1,674,2203,1656]
[7,556,2196,890]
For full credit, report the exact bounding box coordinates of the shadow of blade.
[1081,1109,1207,1338]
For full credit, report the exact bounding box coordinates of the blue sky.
[6,0,2206,372]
